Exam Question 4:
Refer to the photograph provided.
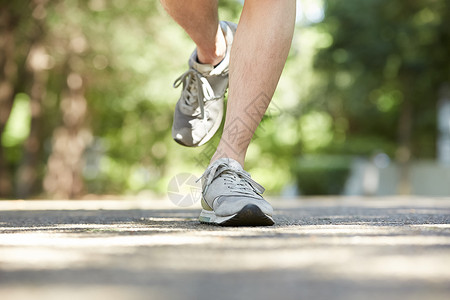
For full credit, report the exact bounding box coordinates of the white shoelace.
[199,161,265,196]
[173,68,220,120]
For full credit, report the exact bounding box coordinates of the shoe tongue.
[202,158,250,190]
[226,158,243,171]
[189,50,214,74]
[194,62,214,74]
[213,158,243,171]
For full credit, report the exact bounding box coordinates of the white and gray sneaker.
[198,158,274,226]
[172,21,237,147]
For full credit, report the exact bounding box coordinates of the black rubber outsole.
[219,204,275,227]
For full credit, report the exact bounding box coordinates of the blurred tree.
[0,1,41,197]
[0,0,242,199]
[16,0,50,198]
[0,4,17,197]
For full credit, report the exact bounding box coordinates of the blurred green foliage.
[0,0,448,199]
[289,0,450,194]
[293,155,352,195]
[312,0,450,158]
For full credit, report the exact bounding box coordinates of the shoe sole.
[199,204,275,227]
[174,101,224,147]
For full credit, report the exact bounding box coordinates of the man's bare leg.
[160,0,226,65]
[161,0,295,164]
[211,0,296,167]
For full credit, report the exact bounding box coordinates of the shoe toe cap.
[172,127,195,146]
[214,196,273,217]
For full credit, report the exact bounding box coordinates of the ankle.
[196,26,227,65]
[210,149,245,169]
[197,49,225,66]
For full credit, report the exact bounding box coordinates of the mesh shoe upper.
[199,158,273,217]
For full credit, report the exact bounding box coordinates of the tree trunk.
[43,70,89,199]
[16,45,48,198]
[16,0,50,198]
[0,7,18,197]
[396,96,413,195]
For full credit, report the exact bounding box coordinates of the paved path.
[0,197,449,300]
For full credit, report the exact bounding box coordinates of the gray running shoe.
[172,21,237,147]
[198,158,274,226]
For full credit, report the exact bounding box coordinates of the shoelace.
[173,68,220,120]
[198,161,265,196]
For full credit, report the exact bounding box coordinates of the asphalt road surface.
[0,197,449,300]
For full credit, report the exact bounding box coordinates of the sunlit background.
[0,0,449,200]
